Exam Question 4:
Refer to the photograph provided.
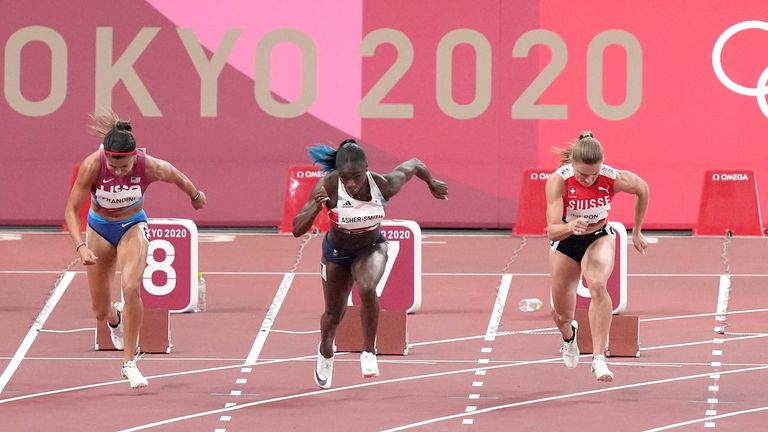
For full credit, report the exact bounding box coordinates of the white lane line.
[643,406,768,431]
[485,274,512,341]
[704,274,732,429]
[0,271,75,393]
[379,365,768,432]
[465,273,512,426]
[2,328,765,406]
[245,273,295,365]
[715,275,731,324]
[0,356,312,405]
[229,271,296,430]
[115,364,768,432]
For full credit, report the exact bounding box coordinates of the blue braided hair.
[307,139,360,173]
[307,144,337,173]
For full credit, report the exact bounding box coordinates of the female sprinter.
[546,131,649,382]
[292,139,448,389]
[64,111,207,388]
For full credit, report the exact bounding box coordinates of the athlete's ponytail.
[89,109,136,155]
[308,144,338,173]
[552,131,603,166]
[308,139,366,172]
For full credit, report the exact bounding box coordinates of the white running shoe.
[360,351,379,378]
[108,302,124,351]
[314,345,334,389]
[591,354,614,382]
[121,361,148,388]
[560,320,579,369]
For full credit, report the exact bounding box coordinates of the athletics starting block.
[95,218,200,354]
[334,220,421,355]
[335,305,409,355]
[576,221,628,314]
[695,170,764,236]
[574,309,640,357]
[95,309,171,353]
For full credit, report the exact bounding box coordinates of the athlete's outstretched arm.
[379,158,448,200]
[615,170,650,254]
[64,152,100,264]
[146,156,207,210]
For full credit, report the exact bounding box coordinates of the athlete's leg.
[351,242,388,353]
[85,225,118,324]
[319,260,354,358]
[116,223,149,361]
[549,250,581,339]
[581,234,616,357]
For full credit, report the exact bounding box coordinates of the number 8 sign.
[142,219,198,313]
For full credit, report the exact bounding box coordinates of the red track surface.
[1,231,767,431]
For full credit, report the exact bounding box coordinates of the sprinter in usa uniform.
[64,110,206,388]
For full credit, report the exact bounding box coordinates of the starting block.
[95,218,200,354]
[334,220,421,355]
[574,309,640,357]
[695,170,763,236]
[576,221,628,314]
[95,309,171,353]
[334,305,409,355]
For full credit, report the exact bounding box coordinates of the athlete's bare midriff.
[90,203,145,222]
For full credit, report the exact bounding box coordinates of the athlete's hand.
[632,231,649,255]
[569,217,589,235]
[314,186,330,206]
[428,179,448,200]
[191,191,207,210]
[78,246,98,265]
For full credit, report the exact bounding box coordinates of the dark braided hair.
[103,121,136,154]
[89,110,136,155]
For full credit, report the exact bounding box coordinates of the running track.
[0,230,766,431]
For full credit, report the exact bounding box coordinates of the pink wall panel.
[2,1,768,229]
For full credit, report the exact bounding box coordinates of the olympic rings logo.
[712,21,768,118]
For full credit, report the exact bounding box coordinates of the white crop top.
[328,171,387,233]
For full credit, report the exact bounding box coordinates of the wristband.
[192,191,201,201]
[76,243,87,252]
